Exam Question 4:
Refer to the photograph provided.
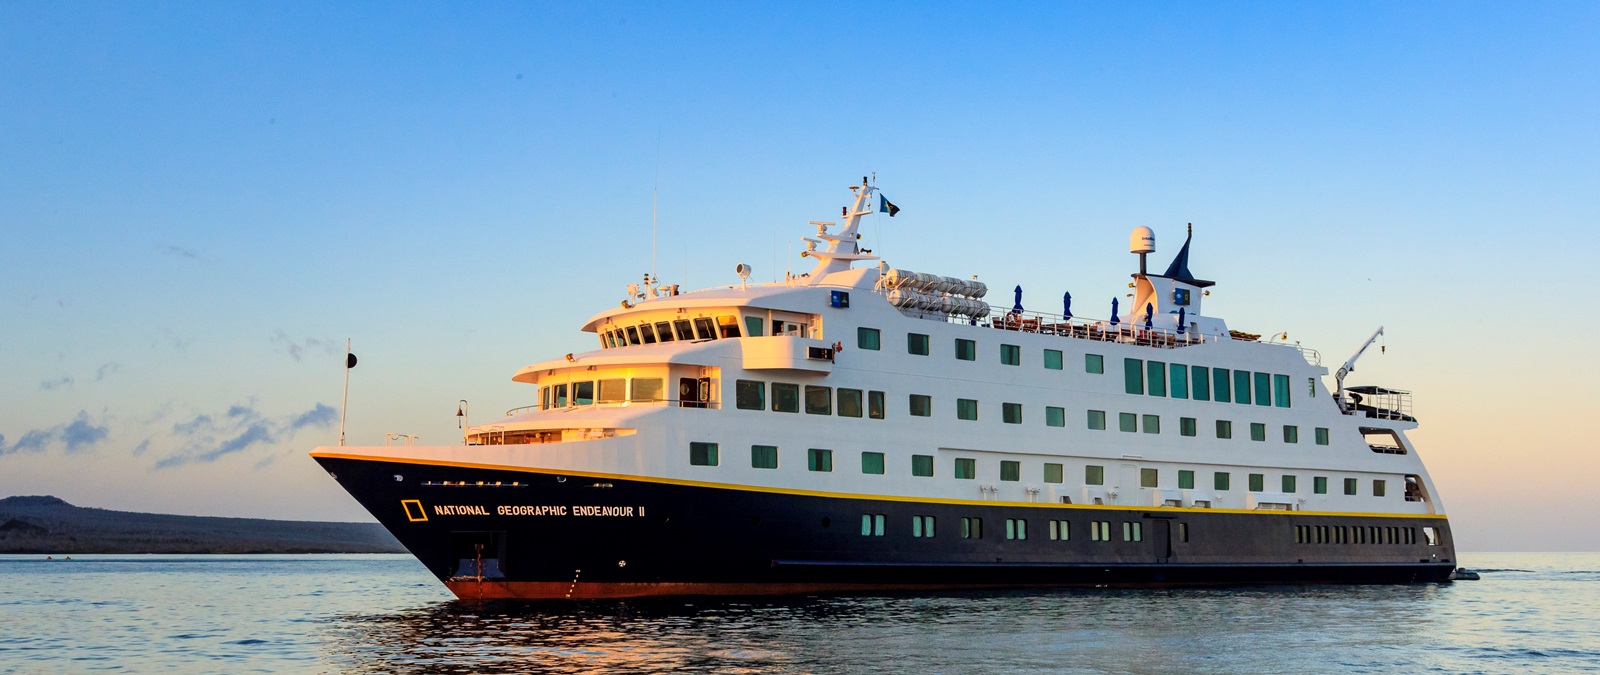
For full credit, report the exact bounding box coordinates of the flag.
[879,195,900,217]
[347,353,358,369]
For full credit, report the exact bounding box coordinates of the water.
[1,553,1596,674]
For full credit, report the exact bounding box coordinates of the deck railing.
[506,398,720,417]
[923,306,1322,364]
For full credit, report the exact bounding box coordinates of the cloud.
[271,332,338,363]
[39,376,74,391]
[132,439,150,457]
[95,362,121,382]
[0,411,110,456]
[161,245,203,261]
[153,402,337,469]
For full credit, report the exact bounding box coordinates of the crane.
[1335,326,1384,410]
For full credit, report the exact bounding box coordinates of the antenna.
[651,133,660,283]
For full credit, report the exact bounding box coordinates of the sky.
[2,2,1597,551]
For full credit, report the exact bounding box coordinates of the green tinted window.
[1234,370,1252,405]
[1213,368,1232,403]
[1170,364,1188,399]
[1180,417,1197,437]
[1315,427,1330,445]
[1088,410,1107,430]
[1000,344,1021,366]
[1254,372,1271,407]
[1373,480,1386,497]
[1313,476,1327,494]
[1119,412,1138,433]
[1214,472,1230,491]
[744,316,764,337]
[1178,470,1195,489]
[1250,423,1266,441]
[805,386,832,415]
[1046,406,1066,427]
[1192,366,1211,401]
[908,333,929,355]
[868,390,885,419]
[957,398,979,421]
[1282,475,1296,493]
[1216,420,1233,439]
[861,451,885,475]
[807,448,832,472]
[1283,425,1299,443]
[1142,414,1160,434]
[1140,468,1158,488]
[690,442,718,466]
[910,394,932,417]
[955,338,976,361]
[1344,478,1358,495]
[1002,402,1023,424]
[837,389,863,418]
[1274,374,1291,407]
[772,383,799,413]
[1147,361,1167,397]
[954,458,976,480]
[1044,463,1064,484]
[857,327,881,350]
[912,454,934,477]
[1000,460,1020,482]
[1086,465,1105,485]
[1086,354,1104,374]
[735,380,765,410]
[1125,358,1145,394]
[751,445,778,469]
[1044,349,1063,370]
[1248,473,1264,492]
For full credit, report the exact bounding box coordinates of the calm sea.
[1,552,1596,674]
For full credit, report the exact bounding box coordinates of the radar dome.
[1130,226,1156,254]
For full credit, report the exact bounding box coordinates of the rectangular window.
[861,514,885,536]
[1234,370,1252,405]
[1140,468,1158,488]
[961,517,983,539]
[862,451,885,475]
[743,316,763,338]
[1214,472,1230,491]
[1091,521,1111,541]
[1170,364,1188,399]
[1142,414,1160,434]
[1124,358,1145,395]
[912,454,934,477]
[1119,412,1137,433]
[1180,417,1197,437]
[804,386,832,415]
[1274,374,1291,407]
[1046,406,1066,428]
[807,448,833,472]
[1123,521,1143,542]
[640,324,658,344]
[1179,522,1189,542]
[771,383,800,413]
[1088,410,1107,430]
[751,445,778,469]
[1216,420,1233,439]
[718,315,741,338]
[1147,361,1167,397]
[689,442,719,466]
[1044,463,1064,484]
[909,394,932,417]
[1254,372,1271,407]
[1344,478,1358,495]
[837,389,863,418]
[1250,423,1266,442]
[857,327,881,350]
[572,381,595,405]
[630,378,663,403]
[692,317,716,340]
[598,378,627,403]
[1086,354,1105,374]
[1000,344,1021,366]
[1000,460,1020,482]
[1044,349,1063,370]
[1283,425,1299,443]
[1049,520,1070,541]
[1248,473,1264,492]
[1315,427,1330,445]
[1192,366,1211,401]
[1178,470,1195,490]
[674,319,696,341]
[1313,476,1328,494]
[957,398,979,421]
[1213,367,1232,403]
[955,338,976,361]
[735,380,766,410]
[1373,479,1386,497]
[912,515,936,538]
[868,391,885,419]
[1086,465,1105,486]
[954,458,976,480]
[1282,475,1296,493]
[908,332,930,356]
[1005,518,1028,540]
[1003,403,1023,424]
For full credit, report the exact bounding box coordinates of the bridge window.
[743,316,764,337]
[630,378,662,403]
[572,381,594,405]
[598,379,626,403]
[625,326,641,345]
[639,324,658,344]
[673,319,695,341]
[717,315,741,338]
[692,317,716,340]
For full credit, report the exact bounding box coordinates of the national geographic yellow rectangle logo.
[401,499,428,522]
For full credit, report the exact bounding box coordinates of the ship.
[311,178,1456,599]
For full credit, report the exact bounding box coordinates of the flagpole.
[339,338,351,446]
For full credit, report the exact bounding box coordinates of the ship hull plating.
[316,455,1456,600]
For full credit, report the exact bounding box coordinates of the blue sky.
[2,2,1597,550]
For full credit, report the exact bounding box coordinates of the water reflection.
[322,586,1449,674]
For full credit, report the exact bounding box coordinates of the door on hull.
[679,377,707,408]
[1117,464,1139,505]
[1151,519,1172,563]
[450,531,507,580]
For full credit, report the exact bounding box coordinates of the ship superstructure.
[312,179,1455,599]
